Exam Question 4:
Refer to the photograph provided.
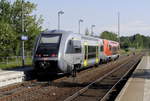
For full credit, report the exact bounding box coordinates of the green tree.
[11,0,43,55]
[120,33,150,50]
[0,21,15,56]
[100,31,118,41]
[0,0,11,22]
[143,36,150,48]
[0,0,43,56]
[132,34,144,48]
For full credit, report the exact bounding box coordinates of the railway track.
[0,54,142,101]
[0,80,50,101]
[64,54,142,101]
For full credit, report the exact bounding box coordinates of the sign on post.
[21,35,28,67]
[21,35,28,41]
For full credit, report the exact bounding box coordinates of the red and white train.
[102,39,120,62]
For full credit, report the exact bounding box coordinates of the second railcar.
[102,39,120,62]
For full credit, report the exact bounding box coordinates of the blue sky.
[28,0,150,36]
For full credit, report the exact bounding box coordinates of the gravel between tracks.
[0,54,140,101]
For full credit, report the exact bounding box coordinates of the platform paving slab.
[0,67,33,87]
[115,56,150,101]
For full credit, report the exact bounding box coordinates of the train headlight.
[35,54,41,57]
[51,53,57,57]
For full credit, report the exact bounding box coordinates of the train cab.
[33,30,83,74]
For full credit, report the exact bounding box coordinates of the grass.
[0,57,32,69]
[120,48,144,56]
[119,49,131,55]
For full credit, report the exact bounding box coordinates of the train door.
[72,40,82,65]
[96,46,99,64]
[84,43,88,67]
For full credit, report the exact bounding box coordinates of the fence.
[0,56,32,69]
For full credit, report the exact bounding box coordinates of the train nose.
[34,60,62,74]
[39,61,50,69]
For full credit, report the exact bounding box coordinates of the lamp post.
[91,25,95,36]
[21,0,25,67]
[58,10,64,30]
[78,19,83,34]
[118,12,120,43]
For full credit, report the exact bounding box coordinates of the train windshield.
[40,34,61,44]
[36,34,62,57]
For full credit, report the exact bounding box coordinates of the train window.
[36,34,62,55]
[109,45,111,50]
[66,40,73,53]
[100,45,103,52]
[73,40,81,53]
[88,46,96,59]
[88,46,96,53]
[74,47,81,53]
[96,46,98,57]
[66,40,81,53]
[40,34,61,44]
[84,45,88,59]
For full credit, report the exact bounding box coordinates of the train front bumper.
[33,57,62,74]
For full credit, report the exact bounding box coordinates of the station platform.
[0,67,33,87]
[115,56,150,101]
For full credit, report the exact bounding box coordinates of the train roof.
[40,30,103,44]
[41,30,73,34]
[103,39,119,43]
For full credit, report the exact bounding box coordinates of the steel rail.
[100,55,141,101]
[64,55,141,101]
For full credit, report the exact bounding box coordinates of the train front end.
[33,31,62,74]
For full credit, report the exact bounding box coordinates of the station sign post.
[21,35,28,67]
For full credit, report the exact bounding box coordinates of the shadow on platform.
[131,69,150,79]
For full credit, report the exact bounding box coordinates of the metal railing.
[0,56,32,68]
